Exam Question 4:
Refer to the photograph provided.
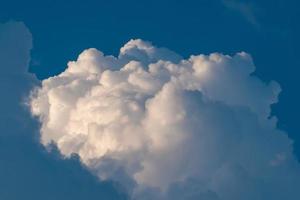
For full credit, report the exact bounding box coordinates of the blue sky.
[0,0,299,199]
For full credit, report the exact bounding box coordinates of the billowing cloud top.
[30,39,300,199]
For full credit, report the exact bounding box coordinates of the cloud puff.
[30,39,300,199]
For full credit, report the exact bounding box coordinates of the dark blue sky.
[0,0,299,199]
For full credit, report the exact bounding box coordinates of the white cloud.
[30,39,300,199]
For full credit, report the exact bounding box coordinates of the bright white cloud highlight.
[30,39,300,199]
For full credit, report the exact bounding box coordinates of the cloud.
[0,21,127,200]
[222,0,260,28]
[30,39,300,199]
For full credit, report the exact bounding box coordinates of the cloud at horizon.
[29,38,300,199]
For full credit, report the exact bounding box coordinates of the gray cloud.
[0,21,127,200]
[222,0,260,28]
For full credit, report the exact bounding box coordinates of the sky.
[0,0,299,199]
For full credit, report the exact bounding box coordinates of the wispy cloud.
[222,0,260,28]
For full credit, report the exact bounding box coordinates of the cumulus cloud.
[30,39,300,199]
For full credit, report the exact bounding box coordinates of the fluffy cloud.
[30,39,300,199]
